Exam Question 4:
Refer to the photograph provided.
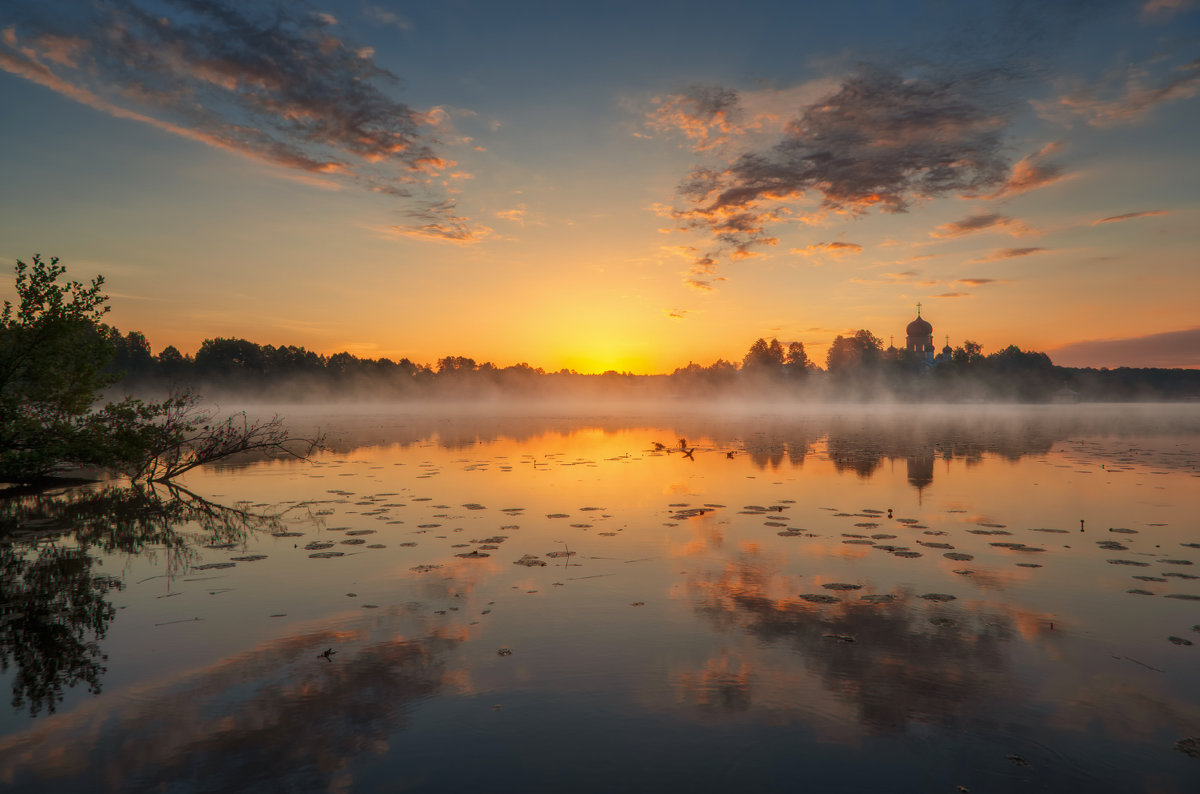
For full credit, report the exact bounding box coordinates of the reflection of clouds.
[0,613,465,792]
[666,516,727,559]
[684,559,1024,732]
[934,561,1036,593]
[673,652,753,713]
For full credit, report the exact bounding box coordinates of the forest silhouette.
[103,327,1200,403]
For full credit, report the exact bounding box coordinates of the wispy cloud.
[363,5,414,31]
[1141,0,1194,22]
[1036,58,1200,127]
[792,241,864,257]
[931,212,1034,238]
[1093,209,1169,224]
[646,84,744,152]
[989,142,1068,197]
[494,205,527,225]
[970,247,1047,262]
[0,1,473,232]
[849,270,938,286]
[932,291,972,298]
[644,80,836,153]
[956,277,1008,286]
[371,200,492,244]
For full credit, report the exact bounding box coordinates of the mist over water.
[3,402,1200,792]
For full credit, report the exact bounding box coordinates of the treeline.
[103,328,1200,402]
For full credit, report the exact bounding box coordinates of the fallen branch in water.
[132,393,323,482]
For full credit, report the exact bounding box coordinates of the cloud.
[850,270,938,286]
[792,241,863,257]
[363,5,413,31]
[1141,0,1194,21]
[668,65,1015,266]
[1093,210,1169,224]
[1036,58,1200,127]
[970,247,1047,262]
[956,277,1007,286]
[1050,326,1200,368]
[989,142,1068,197]
[931,212,1034,238]
[0,1,469,227]
[932,291,972,298]
[494,205,527,225]
[666,309,689,320]
[374,200,492,244]
[644,80,837,153]
[646,84,744,152]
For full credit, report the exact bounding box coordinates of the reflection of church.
[888,303,952,366]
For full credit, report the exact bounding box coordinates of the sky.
[0,0,1197,373]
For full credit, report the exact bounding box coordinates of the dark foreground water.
[2,404,1200,793]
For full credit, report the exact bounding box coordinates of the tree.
[1,256,318,484]
[743,338,785,371]
[784,341,811,375]
[826,330,882,373]
[1,255,126,480]
[952,340,984,368]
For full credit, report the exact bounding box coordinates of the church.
[890,304,952,366]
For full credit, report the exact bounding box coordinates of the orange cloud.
[792,241,864,257]
[646,84,744,151]
[989,142,1068,197]
[1036,59,1200,127]
[969,247,1048,263]
[494,205,527,225]
[931,212,1035,238]
[1093,210,1169,225]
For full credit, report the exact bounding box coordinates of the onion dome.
[906,315,932,336]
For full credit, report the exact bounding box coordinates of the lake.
[2,403,1200,793]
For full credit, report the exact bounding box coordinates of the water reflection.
[0,406,1197,792]
[275,404,1200,490]
[0,542,120,716]
[0,485,285,715]
[685,557,1022,731]
[0,614,463,793]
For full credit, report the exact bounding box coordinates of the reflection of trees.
[2,483,286,574]
[0,485,286,716]
[270,406,1197,467]
[0,618,463,793]
[821,417,1058,489]
[687,561,1019,731]
[0,543,121,716]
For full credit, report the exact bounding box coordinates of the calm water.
[2,404,1200,793]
